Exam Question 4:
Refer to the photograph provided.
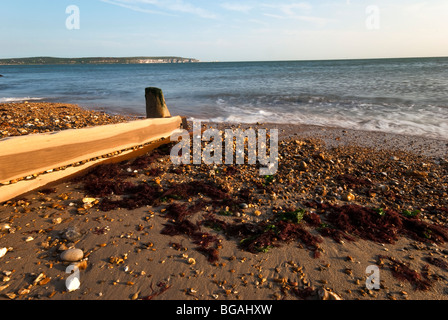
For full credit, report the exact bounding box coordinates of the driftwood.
[0,116,185,203]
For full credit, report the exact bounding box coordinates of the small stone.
[82,197,97,204]
[52,217,62,225]
[58,243,69,252]
[0,284,10,292]
[4,292,16,300]
[297,161,308,171]
[239,203,249,209]
[0,248,7,258]
[62,226,81,242]
[0,223,11,232]
[60,248,84,262]
[66,275,81,292]
[18,288,30,295]
[343,193,355,202]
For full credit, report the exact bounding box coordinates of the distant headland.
[0,56,200,65]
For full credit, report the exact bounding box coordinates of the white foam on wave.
[205,104,448,141]
[0,97,45,103]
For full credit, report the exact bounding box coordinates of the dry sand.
[0,102,448,303]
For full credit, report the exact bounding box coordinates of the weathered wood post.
[145,87,171,118]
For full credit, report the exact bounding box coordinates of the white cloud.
[261,2,332,26]
[262,2,312,16]
[100,0,172,16]
[221,3,254,13]
[100,0,217,19]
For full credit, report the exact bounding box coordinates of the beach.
[0,102,448,301]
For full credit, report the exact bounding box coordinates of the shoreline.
[2,101,447,158]
[203,121,447,159]
[1,102,448,301]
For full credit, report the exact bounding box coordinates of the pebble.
[0,102,135,139]
[66,275,81,292]
[0,223,11,232]
[60,248,84,262]
[239,203,249,209]
[0,248,7,258]
[297,161,308,171]
[62,226,82,242]
[343,192,356,202]
[52,217,62,225]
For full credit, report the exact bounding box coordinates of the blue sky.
[1,0,447,61]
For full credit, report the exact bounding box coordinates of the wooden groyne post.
[145,87,172,118]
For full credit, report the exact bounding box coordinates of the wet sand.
[0,102,448,302]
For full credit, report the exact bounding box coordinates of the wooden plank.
[0,136,173,203]
[0,116,184,202]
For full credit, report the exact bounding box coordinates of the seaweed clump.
[99,183,161,211]
[160,201,221,263]
[380,256,435,291]
[78,161,163,211]
[160,181,231,203]
[313,203,448,245]
[202,208,323,258]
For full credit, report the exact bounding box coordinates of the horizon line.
[1,54,447,64]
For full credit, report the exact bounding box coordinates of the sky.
[0,0,447,62]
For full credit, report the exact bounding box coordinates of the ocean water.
[1,57,447,140]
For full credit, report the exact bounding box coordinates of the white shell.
[0,248,7,258]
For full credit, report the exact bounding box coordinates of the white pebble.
[0,248,7,258]
[66,276,81,292]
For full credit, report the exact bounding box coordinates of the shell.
[318,288,343,300]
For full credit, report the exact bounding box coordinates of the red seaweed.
[164,200,208,222]
[141,281,172,300]
[381,256,433,291]
[160,181,230,201]
[315,203,448,245]
[424,257,448,271]
[292,287,317,300]
[201,210,323,257]
[161,205,222,263]
[196,246,220,263]
[98,183,161,211]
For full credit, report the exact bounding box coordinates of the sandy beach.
[0,102,448,302]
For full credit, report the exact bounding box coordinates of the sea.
[1,57,447,140]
